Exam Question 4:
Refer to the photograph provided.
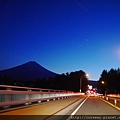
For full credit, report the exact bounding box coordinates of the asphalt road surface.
[0,96,120,117]
[0,96,85,115]
[73,96,120,115]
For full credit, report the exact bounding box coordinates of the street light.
[80,74,88,92]
[101,81,104,84]
[101,81,107,96]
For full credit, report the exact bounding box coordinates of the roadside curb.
[99,97,120,111]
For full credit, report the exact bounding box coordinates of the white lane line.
[71,96,89,115]
[66,96,89,120]
[67,96,89,120]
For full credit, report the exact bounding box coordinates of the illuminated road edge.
[66,96,89,120]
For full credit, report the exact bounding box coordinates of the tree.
[98,68,120,94]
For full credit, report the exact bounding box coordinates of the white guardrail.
[99,94,120,108]
[107,94,120,98]
[0,85,84,108]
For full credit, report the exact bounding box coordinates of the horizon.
[0,60,99,81]
[1,0,120,81]
[0,60,116,81]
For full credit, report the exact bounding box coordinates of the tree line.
[98,68,120,94]
[0,70,89,92]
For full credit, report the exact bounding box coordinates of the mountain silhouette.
[88,80,98,88]
[0,61,58,81]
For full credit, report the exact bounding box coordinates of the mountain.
[88,80,98,88]
[0,61,58,81]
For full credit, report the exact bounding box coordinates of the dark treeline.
[98,68,120,94]
[0,70,88,92]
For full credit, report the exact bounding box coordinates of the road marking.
[66,96,89,120]
[99,97,120,111]
[71,96,89,115]
[44,96,86,120]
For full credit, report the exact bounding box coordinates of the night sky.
[0,0,120,80]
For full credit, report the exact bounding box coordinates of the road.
[0,96,85,115]
[0,95,85,120]
[72,96,120,115]
[0,96,120,120]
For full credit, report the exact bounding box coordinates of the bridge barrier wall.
[99,95,120,108]
[0,85,84,108]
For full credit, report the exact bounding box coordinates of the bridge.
[0,85,120,120]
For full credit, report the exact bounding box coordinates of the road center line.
[70,96,89,115]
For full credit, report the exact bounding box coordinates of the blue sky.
[0,0,120,80]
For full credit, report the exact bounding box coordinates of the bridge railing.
[99,94,120,108]
[0,85,83,108]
